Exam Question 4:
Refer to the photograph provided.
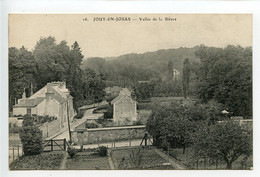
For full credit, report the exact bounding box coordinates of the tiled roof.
[111,95,137,105]
[51,87,67,103]
[111,88,135,104]
[111,95,124,104]
[13,97,45,108]
[13,82,72,108]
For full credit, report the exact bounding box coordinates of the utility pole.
[67,98,72,143]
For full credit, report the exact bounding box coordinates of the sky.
[9,14,252,58]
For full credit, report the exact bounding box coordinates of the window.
[27,108,31,115]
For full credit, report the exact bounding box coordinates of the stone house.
[111,88,137,125]
[12,82,74,128]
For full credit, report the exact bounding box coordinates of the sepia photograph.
[8,14,252,170]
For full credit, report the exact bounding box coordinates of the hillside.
[81,47,201,86]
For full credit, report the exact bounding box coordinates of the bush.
[74,110,84,119]
[137,103,152,110]
[67,147,77,158]
[133,120,143,126]
[22,114,57,126]
[98,146,107,157]
[85,123,98,129]
[19,126,43,155]
[104,105,113,119]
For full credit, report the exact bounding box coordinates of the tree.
[9,46,37,111]
[33,37,67,88]
[183,58,191,99]
[134,82,153,101]
[195,45,252,117]
[167,60,173,80]
[19,115,43,155]
[147,102,197,153]
[192,120,252,169]
[66,41,85,111]
[32,37,91,111]
[81,67,106,106]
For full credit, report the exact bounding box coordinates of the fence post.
[13,147,14,162]
[17,145,20,158]
[51,139,53,151]
[64,138,66,151]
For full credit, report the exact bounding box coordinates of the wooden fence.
[9,145,23,164]
[43,138,70,152]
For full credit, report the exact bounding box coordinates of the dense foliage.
[146,100,252,169]
[9,36,106,112]
[67,147,78,158]
[192,120,252,169]
[85,123,99,129]
[9,46,37,110]
[82,45,252,117]
[195,45,252,117]
[146,101,222,153]
[183,58,191,98]
[81,47,199,97]
[98,146,108,157]
[21,114,57,126]
[19,115,43,156]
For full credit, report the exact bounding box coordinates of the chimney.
[45,84,54,101]
[22,88,26,99]
[30,82,33,96]
[61,82,66,89]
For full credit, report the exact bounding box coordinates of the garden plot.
[65,151,110,170]
[10,151,66,170]
[169,148,253,170]
[111,147,174,170]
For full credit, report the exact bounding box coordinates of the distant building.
[111,88,137,125]
[173,69,180,77]
[105,86,123,96]
[13,82,74,128]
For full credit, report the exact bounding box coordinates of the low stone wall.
[71,125,146,145]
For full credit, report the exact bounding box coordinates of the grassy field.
[150,96,185,102]
[10,151,65,170]
[169,148,253,170]
[65,151,110,170]
[111,147,174,170]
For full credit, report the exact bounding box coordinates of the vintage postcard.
[8,14,252,170]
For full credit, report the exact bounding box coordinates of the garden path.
[152,148,186,170]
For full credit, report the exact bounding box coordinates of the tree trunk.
[226,162,232,169]
[182,144,186,154]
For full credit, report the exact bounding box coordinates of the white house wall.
[36,99,46,116]
[113,96,137,125]
[13,107,27,115]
